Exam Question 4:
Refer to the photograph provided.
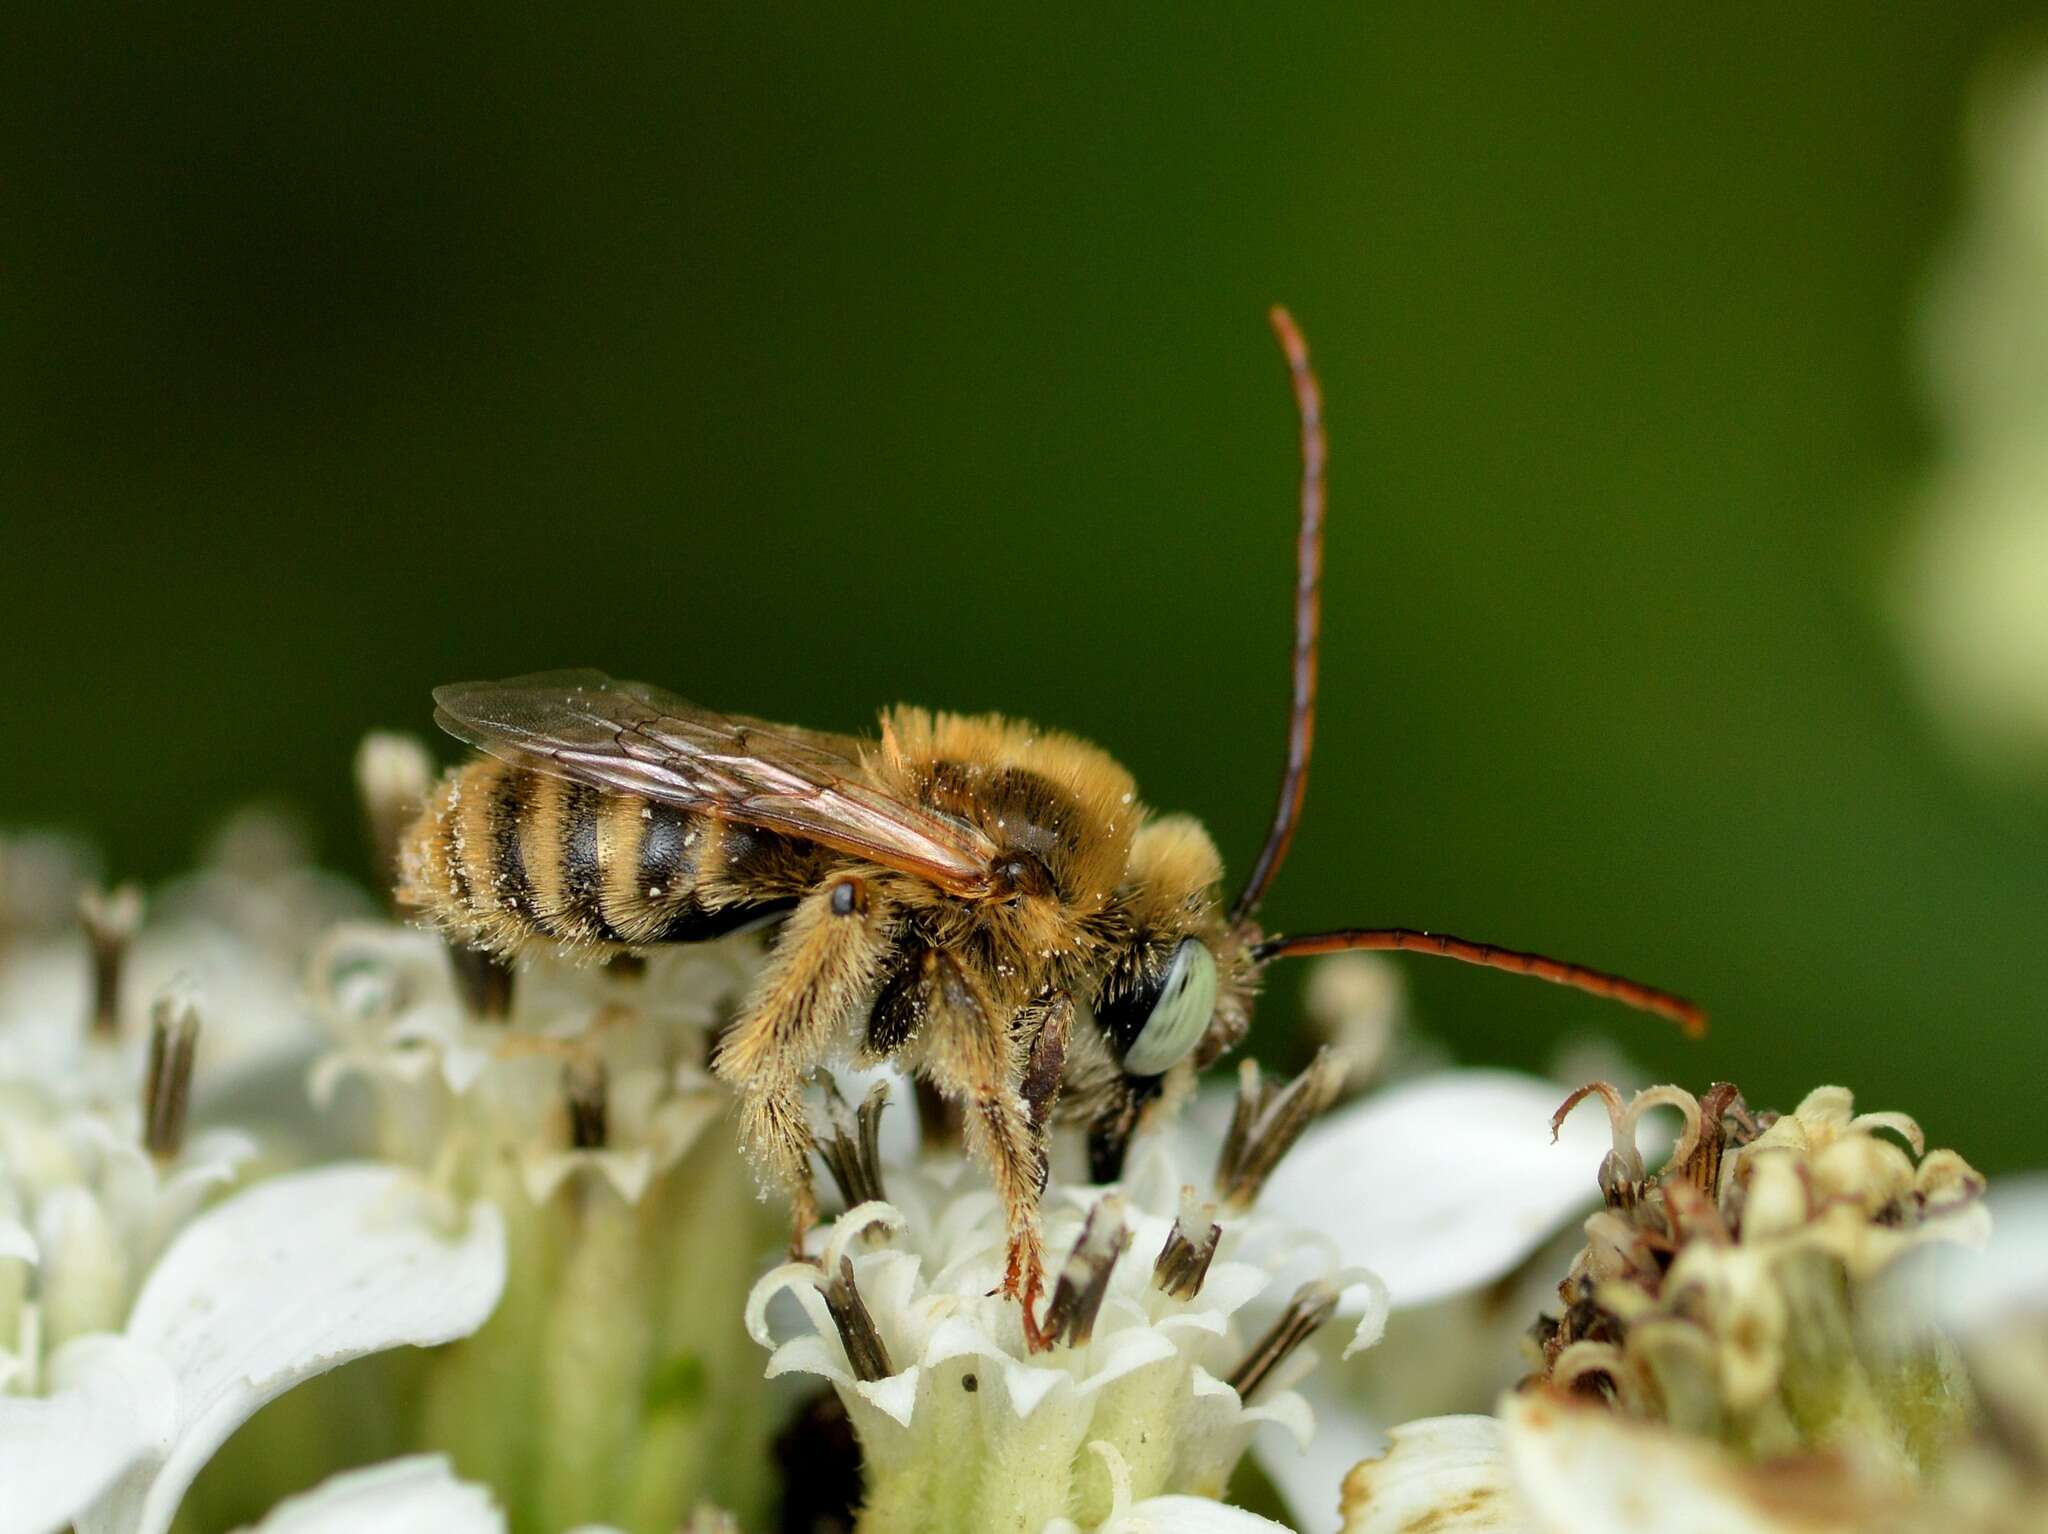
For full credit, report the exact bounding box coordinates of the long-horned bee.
[399,309,1701,1348]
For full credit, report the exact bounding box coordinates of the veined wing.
[432,669,999,897]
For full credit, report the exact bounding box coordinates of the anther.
[354,732,434,909]
[1227,1278,1339,1402]
[1214,1048,1346,1210]
[820,1256,893,1382]
[79,885,143,1038]
[1152,1187,1223,1301]
[1683,1081,1745,1199]
[1040,1195,1131,1349]
[814,1074,890,1209]
[143,994,201,1159]
[448,941,515,1020]
[564,1055,608,1150]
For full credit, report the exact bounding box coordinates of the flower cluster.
[301,918,783,1532]
[748,1056,1385,1533]
[0,823,504,1534]
[0,762,2036,1534]
[1531,1080,1985,1467]
[1335,1082,2012,1534]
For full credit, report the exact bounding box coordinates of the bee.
[398,309,1702,1348]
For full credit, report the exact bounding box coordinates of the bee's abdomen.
[398,756,818,954]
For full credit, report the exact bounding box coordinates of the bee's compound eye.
[1118,938,1218,1077]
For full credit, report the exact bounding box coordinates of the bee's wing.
[432,669,999,896]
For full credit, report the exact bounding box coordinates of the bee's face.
[1088,815,1244,1079]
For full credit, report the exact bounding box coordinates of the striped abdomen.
[399,757,824,954]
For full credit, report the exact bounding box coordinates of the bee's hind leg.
[710,877,894,1260]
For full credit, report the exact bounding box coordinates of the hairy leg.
[711,875,893,1252]
[919,954,1058,1350]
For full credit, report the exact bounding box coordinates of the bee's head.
[1089,816,1257,1080]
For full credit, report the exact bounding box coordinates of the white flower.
[294,910,785,1534]
[1882,1176,2048,1534]
[234,1456,509,1534]
[749,1057,1401,1534]
[306,921,751,1196]
[1242,1065,1629,1531]
[0,815,369,1111]
[223,1452,735,1534]
[1340,1396,1890,1534]
[0,1164,503,1534]
[0,823,504,1534]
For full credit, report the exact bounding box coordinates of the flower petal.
[1261,1367,1381,1534]
[235,1456,505,1534]
[0,1335,176,1534]
[1887,1173,2048,1334]
[1260,1071,1609,1309]
[1337,1414,1525,1534]
[75,1165,506,1534]
[1051,1496,1299,1533]
[0,1217,36,1265]
[1500,1392,1871,1534]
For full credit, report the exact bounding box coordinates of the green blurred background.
[4,6,2045,1170]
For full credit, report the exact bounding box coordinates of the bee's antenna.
[1230,305,1326,924]
[1250,927,1705,1035]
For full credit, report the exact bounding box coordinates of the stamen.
[1041,1195,1132,1348]
[143,994,200,1159]
[564,1056,608,1150]
[1228,1278,1339,1401]
[814,1075,890,1209]
[79,885,143,1037]
[1552,1339,1631,1405]
[1682,1082,1745,1198]
[1619,1085,1703,1183]
[354,731,433,908]
[1153,1187,1223,1301]
[1214,1049,1345,1209]
[820,1255,893,1382]
[448,941,515,1020]
[1595,1153,1640,1213]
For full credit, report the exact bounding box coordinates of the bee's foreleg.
[711,875,894,1252]
[918,957,1053,1347]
